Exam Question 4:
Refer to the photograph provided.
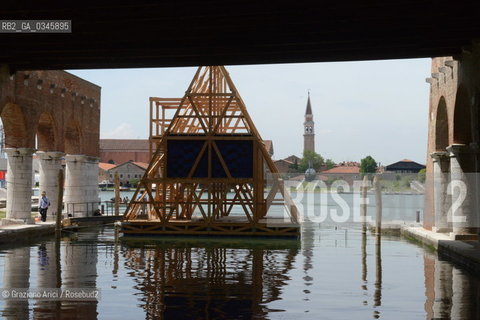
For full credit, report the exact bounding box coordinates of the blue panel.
[167,140,205,178]
[212,150,227,178]
[192,150,209,178]
[166,139,253,179]
[215,140,253,178]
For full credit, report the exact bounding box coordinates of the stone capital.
[446,144,467,157]
[430,151,449,162]
[36,151,64,160]
[4,147,36,157]
[65,154,99,164]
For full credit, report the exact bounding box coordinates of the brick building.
[273,159,294,173]
[99,139,150,164]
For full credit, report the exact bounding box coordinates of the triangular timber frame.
[121,66,299,238]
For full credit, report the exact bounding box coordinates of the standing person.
[39,191,51,222]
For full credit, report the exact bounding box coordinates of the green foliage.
[325,159,335,170]
[417,168,426,183]
[360,156,377,174]
[129,178,140,187]
[298,150,325,172]
[288,160,299,171]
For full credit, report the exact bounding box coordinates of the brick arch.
[36,112,57,151]
[64,120,82,154]
[453,84,472,144]
[434,96,449,151]
[0,103,28,148]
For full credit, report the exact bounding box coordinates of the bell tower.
[303,92,315,153]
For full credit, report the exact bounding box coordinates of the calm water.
[99,190,425,224]
[0,222,478,319]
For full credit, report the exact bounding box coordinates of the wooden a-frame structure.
[121,66,299,238]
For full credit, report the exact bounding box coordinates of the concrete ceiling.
[2,1,480,70]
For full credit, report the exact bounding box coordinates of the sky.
[69,58,431,166]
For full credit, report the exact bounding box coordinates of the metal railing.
[63,201,128,218]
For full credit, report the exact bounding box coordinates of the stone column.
[64,155,99,217]
[38,151,64,221]
[447,144,477,238]
[4,148,35,223]
[430,152,451,232]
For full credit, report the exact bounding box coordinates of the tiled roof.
[386,160,425,170]
[274,159,293,165]
[99,162,116,171]
[284,155,300,163]
[132,162,149,170]
[322,166,360,174]
[108,160,149,171]
[100,139,149,151]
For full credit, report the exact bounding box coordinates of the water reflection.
[0,225,479,319]
[122,239,299,320]
[33,240,61,319]
[361,232,368,305]
[2,246,30,319]
[373,235,382,319]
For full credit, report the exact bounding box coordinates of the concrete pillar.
[38,151,64,221]
[64,154,99,217]
[447,144,477,238]
[432,259,452,319]
[430,152,451,232]
[3,246,30,319]
[4,148,35,223]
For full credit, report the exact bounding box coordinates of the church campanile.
[303,92,315,153]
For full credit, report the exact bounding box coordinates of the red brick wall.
[0,70,101,156]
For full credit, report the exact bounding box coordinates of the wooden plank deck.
[120,217,300,239]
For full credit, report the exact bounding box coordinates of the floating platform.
[120,217,300,239]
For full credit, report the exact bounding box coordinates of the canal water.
[0,221,478,319]
[99,190,426,224]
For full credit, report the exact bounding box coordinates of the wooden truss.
[122,66,299,237]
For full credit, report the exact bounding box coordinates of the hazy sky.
[69,58,431,166]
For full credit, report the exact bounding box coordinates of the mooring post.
[55,169,64,238]
[361,175,368,234]
[114,172,120,216]
[374,175,382,235]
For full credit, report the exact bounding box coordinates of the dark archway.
[65,121,82,154]
[36,112,56,151]
[0,103,28,148]
[453,85,472,145]
[435,97,449,151]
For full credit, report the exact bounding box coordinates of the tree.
[325,159,335,170]
[288,158,299,171]
[417,168,426,183]
[298,150,325,172]
[360,156,377,174]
